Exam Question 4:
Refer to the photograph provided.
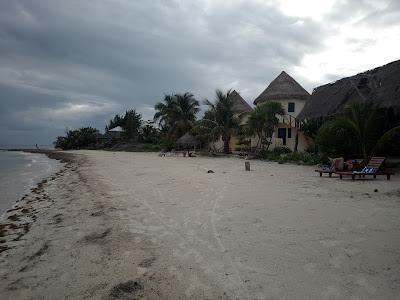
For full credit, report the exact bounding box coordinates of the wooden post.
[245,161,250,171]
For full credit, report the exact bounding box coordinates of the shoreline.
[0,151,75,254]
[0,150,399,299]
[0,150,176,299]
[0,150,72,213]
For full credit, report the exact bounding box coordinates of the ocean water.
[0,151,62,216]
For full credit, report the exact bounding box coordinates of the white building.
[252,71,310,152]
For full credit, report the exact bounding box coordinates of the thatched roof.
[253,71,310,105]
[229,90,253,114]
[298,60,400,120]
[176,132,200,145]
[108,126,124,132]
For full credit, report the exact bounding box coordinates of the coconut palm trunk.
[223,135,231,154]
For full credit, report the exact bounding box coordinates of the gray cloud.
[0,0,398,146]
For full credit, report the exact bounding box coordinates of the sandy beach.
[1,150,399,299]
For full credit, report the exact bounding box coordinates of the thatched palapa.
[253,71,310,105]
[229,90,253,114]
[108,126,124,132]
[298,60,400,120]
[176,132,200,146]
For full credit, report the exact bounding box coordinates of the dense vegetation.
[247,102,284,150]
[154,92,200,146]
[54,89,399,164]
[54,127,100,150]
[196,89,240,154]
[315,103,400,160]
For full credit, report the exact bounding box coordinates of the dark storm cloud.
[0,0,396,146]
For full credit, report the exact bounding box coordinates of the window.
[277,128,287,145]
[288,102,295,113]
[288,128,292,138]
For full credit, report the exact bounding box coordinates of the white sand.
[1,150,399,299]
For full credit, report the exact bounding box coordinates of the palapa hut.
[228,90,253,151]
[208,90,253,152]
[231,90,253,121]
[176,132,200,152]
[253,71,311,151]
[298,59,400,121]
[106,126,125,138]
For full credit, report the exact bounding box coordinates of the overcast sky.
[0,0,399,147]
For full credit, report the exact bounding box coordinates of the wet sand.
[0,150,399,299]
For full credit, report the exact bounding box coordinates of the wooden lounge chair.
[335,157,394,180]
[315,157,348,177]
[315,166,334,177]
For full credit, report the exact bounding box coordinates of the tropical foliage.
[122,109,142,141]
[140,120,161,144]
[315,118,359,158]
[106,109,142,141]
[154,92,200,142]
[197,89,240,153]
[52,88,399,163]
[259,147,322,165]
[54,127,100,150]
[316,103,400,159]
[375,125,400,156]
[246,102,284,150]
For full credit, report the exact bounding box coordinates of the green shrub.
[258,148,323,165]
[315,118,359,157]
[141,144,161,152]
[160,140,175,151]
[54,127,100,150]
[272,147,292,155]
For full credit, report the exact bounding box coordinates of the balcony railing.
[277,113,304,129]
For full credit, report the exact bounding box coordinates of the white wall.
[257,98,306,118]
[254,98,310,152]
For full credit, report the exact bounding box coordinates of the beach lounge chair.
[335,157,394,180]
[315,165,335,177]
[315,157,345,177]
[316,158,365,177]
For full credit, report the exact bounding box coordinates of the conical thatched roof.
[253,71,310,105]
[298,60,400,120]
[108,126,124,132]
[229,90,253,114]
[176,132,200,145]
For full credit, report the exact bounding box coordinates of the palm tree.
[154,94,177,130]
[316,102,400,160]
[246,102,284,150]
[173,92,200,137]
[343,102,399,160]
[344,102,381,159]
[153,93,199,141]
[122,109,142,141]
[201,89,240,154]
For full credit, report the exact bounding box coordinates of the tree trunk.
[256,132,262,150]
[294,129,299,152]
[223,136,231,154]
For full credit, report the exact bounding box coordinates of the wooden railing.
[277,113,304,129]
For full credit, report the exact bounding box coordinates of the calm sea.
[0,151,62,216]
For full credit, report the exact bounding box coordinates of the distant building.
[253,71,310,152]
[106,126,125,138]
[229,90,253,151]
[209,73,311,153]
[210,90,253,152]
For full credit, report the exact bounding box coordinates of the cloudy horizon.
[1,0,399,147]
